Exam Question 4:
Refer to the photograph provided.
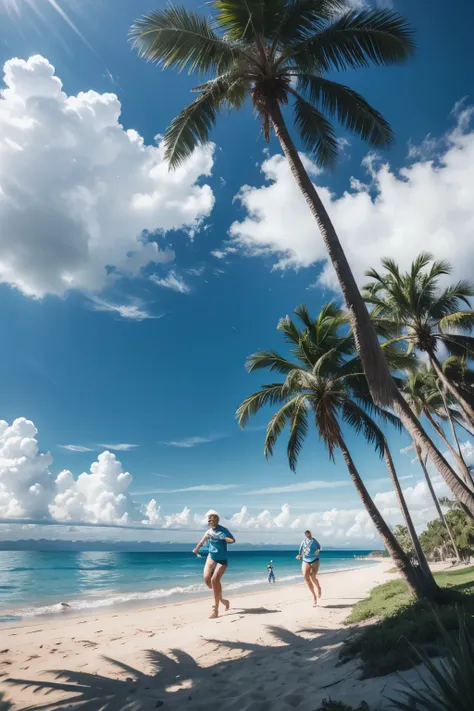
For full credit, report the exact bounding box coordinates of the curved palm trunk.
[430,353,474,427]
[424,409,474,490]
[336,433,440,601]
[269,102,474,518]
[384,443,436,585]
[436,383,474,487]
[414,444,461,563]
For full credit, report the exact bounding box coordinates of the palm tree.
[403,368,473,489]
[364,254,474,426]
[131,1,474,518]
[237,302,441,600]
[403,373,462,561]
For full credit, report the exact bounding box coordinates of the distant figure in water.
[193,511,235,619]
[267,560,276,583]
[296,530,322,607]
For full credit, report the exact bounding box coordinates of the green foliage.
[236,302,410,470]
[391,612,474,711]
[342,567,474,678]
[131,1,415,168]
[315,701,369,711]
[394,524,415,555]
[420,504,474,562]
[363,253,474,360]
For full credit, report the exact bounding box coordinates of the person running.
[296,529,322,606]
[267,560,275,583]
[193,511,235,618]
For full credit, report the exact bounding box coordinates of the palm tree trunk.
[436,383,474,487]
[384,443,435,583]
[430,353,474,427]
[414,444,461,563]
[424,408,474,489]
[269,101,474,518]
[336,433,440,601]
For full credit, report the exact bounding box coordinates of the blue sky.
[0,0,473,545]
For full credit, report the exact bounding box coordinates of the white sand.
[0,561,425,710]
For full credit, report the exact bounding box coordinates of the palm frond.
[438,311,474,333]
[341,399,386,457]
[264,396,301,459]
[291,91,338,167]
[440,334,474,359]
[272,0,346,45]
[164,88,223,167]
[130,6,238,73]
[287,395,310,471]
[237,383,289,428]
[288,9,415,73]
[297,75,393,147]
[246,349,300,374]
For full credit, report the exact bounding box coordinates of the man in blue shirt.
[193,511,235,618]
[296,529,322,606]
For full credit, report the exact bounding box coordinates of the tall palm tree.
[131,2,474,518]
[237,302,441,600]
[364,253,474,426]
[403,368,473,489]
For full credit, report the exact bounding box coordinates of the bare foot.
[221,598,230,612]
[313,599,318,607]
[209,606,219,619]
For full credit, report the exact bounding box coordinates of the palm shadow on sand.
[6,626,354,710]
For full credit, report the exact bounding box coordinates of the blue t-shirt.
[299,537,321,563]
[207,525,234,561]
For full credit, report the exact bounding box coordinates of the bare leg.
[310,561,322,599]
[211,563,229,617]
[302,562,317,605]
[203,558,218,617]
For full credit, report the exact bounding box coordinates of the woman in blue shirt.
[193,511,235,618]
[296,529,322,606]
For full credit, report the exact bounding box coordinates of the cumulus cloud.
[0,55,214,298]
[0,417,466,545]
[0,418,137,525]
[226,101,474,289]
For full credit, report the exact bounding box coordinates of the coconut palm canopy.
[130,0,415,168]
[236,301,410,468]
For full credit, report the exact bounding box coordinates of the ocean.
[0,549,376,623]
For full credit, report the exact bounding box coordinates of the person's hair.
[208,513,219,520]
[304,530,311,535]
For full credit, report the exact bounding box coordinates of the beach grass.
[341,566,474,677]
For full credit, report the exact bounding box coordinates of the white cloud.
[0,419,137,525]
[1,416,467,545]
[134,484,239,495]
[150,270,191,294]
[226,101,474,290]
[59,444,95,453]
[99,443,138,451]
[161,435,224,448]
[89,296,165,321]
[246,480,351,495]
[0,54,214,299]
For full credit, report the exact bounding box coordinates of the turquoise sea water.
[0,549,376,622]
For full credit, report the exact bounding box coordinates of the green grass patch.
[341,566,474,678]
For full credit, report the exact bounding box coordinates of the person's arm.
[296,541,303,559]
[223,527,235,544]
[192,532,209,555]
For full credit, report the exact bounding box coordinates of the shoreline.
[1,559,381,628]
[0,561,406,711]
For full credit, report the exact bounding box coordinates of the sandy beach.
[0,560,428,710]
